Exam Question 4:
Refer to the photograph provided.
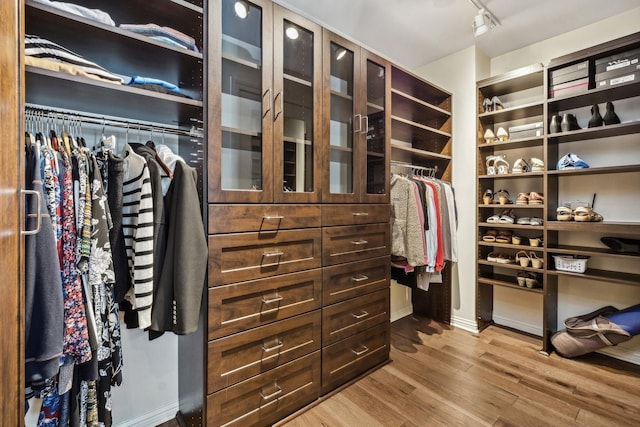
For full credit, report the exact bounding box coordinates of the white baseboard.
[391,304,413,322]
[451,315,479,334]
[115,402,179,427]
[492,315,542,337]
[597,338,640,365]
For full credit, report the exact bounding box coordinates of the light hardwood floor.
[279,315,640,427]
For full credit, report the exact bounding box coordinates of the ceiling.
[274,0,640,69]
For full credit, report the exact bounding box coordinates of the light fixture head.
[336,48,347,60]
[469,0,500,37]
[234,0,249,19]
[285,26,299,40]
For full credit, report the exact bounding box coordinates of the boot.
[549,115,562,133]
[603,101,621,125]
[588,104,603,128]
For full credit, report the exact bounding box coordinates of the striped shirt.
[121,145,154,329]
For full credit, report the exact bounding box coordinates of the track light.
[469,0,500,37]
[234,0,249,19]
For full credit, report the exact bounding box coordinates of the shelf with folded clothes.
[26,3,203,99]
[477,274,544,294]
[25,65,203,125]
[547,267,640,287]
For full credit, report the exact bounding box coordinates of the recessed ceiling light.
[285,26,299,40]
[234,1,249,19]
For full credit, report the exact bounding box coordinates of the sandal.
[516,217,531,225]
[483,189,494,205]
[529,217,544,226]
[494,156,510,175]
[499,209,516,224]
[529,252,544,269]
[515,251,530,267]
[512,158,530,174]
[525,272,541,289]
[511,235,524,245]
[530,157,545,172]
[556,206,573,221]
[482,230,497,242]
[517,271,527,287]
[529,237,543,247]
[484,129,496,144]
[496,127,509,142]
[496,189,512,205]
[528,192,544,205]
[574,206,603,222]
[486,213,501,223]
[516,192,529,205]
[496,230,512,243]
[487,252,512,264]
[486,155,497,175]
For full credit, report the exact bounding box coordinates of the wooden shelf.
[547,120,640,143]
[547,164,640,176]
[477,64,544,94]
[478,101,544,123]
[546,221,640,235]
[391,65,451,112]
[478,204,544,210]
[331,90,353,101]
[479,241,544,251]
[548,244,640,260]
[390,140,450,160]
[478,260,545,273]
[391,89,450,119]
[478,274,544,294]
[547,268,640,287]
[284,73,312,87]
[478,136,544,150]
[548,81,640,110]
[479,222,544,231]
[478,172,545,179]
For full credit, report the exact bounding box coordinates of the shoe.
[574,206,603,222]
[495,189,512,205]
[603,101,621,125]
[557,152,589,170]
[517,271,527,287]
[529,237,543,247]
[498,209,516,224]
[528,191,544,205]
[516,192,529,205]
[525,272,541,289]
[494,156,510,175]
[482,230,497,242]
[496,127,509,142]
[482,189,494,205]
[483,98,492,113]
[530,157,545,172]
[486,155,497,175]
[588,104,604,128]
[561,113,581,132]
[529,252,544,269]
[491,96,504,111]
[484,129,496,144]
[516,251,530,267]
[512,235,524,245]
[556,206,573,221]
[512,158,530,174]
[528,217,544,226]
[496,230,512,243]
[549,115,562,133]
[601,237,640,254]
[516,217,531,225]
[486,213,501,223]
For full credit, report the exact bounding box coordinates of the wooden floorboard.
[159,315,640,426]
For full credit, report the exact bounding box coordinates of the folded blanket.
[119,23,198,52]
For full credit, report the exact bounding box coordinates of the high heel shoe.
[496,127,509,142]
[484,129,496,144]
[491,96,504,111]
[482,98,492,113]
[588,104,604,128]
[603,101,621,125]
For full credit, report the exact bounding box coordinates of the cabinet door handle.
[351,310,369,319]
[262,294,284,304]
[351,275,369,282]
[263,88,272,118]
[351,240,368,245]
[263,251,284,258]
[21,189,42,236]
[352,212,369,217]
[273,91,283,121]
[263,215,284,220]
[260,384,282,400]
[353,114,362,133]
[352,345,369,356]
[363,115,369,135]
[262,339,284,353]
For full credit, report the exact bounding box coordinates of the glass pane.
[329,42,354,194]
[282,21,314,193]
[366,60,386,195]
[220,0,263,191]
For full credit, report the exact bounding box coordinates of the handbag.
[551,306,632,358]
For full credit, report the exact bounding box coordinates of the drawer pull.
[351,240,368,245]
[352,310,369,319]
[263,215,284,220]
[262,339,284,353]
[352,345,369,356]
[352,212,369,216]
[262,294,284,304]
[351,274,369,282]
[260,384,282,400]
[263,251,284,258]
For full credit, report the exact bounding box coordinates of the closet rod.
[25,103,203,138]
[390,161,439,176]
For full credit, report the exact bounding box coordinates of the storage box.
[550,61,588,86]
[596,69,639,89]
[508,121,543,139]
[595,47,640,74]
[549,77,589,98]
[553,255,589,273]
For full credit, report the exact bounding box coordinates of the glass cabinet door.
[209,0,273,203]
[362,52,390,203]
[273,7,322,203]
[323,32,360,203]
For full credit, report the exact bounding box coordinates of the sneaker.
[557,152,589,170]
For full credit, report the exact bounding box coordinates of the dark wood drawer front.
[321,323,390,394]
[321,204,390,227]
[322,288,389,345]
[208,204,321,234]
[323,256,390,305]
[209,228,322,286]
[322,223,390,266]
[207,311,321,394]
[208,269,322,340]
[207,351,320,427]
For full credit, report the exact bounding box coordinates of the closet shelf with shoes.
[477,274,544,294]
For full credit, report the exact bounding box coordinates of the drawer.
[322,223,390,266]
[323,256,390,305]
[208,311,321,393]
[208,204,321,234]
[321,204,390,227]
[322,323,390,394]
[209,228,322,286]
[208,269,322,340]
[207,351,320,427]
[322,288,389,345]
